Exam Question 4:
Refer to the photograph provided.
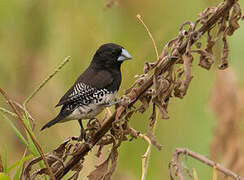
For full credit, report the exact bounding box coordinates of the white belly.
[61,92,116,122]
[66,104,105,120]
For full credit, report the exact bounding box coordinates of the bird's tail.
[40,114,63,131]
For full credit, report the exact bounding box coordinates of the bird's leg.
[78,119,86,141]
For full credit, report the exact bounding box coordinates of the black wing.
[56,68,114,107]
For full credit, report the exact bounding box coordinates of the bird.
[41,43,132,140]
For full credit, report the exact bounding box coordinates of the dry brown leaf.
[218,35,229,70]
[88,140,119,180]
[144,62,156,74]
[198,7,217,24]
[87,158,109,180]
[103,148,118,180]
[146,104,162,150]
[179,51,193,97]
[226,2,242,35]
[192,49,214,70]
[137,89,153,113]
[159,38,178,59]
[154,100,169,119]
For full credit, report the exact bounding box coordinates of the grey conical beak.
[117,48,132,61]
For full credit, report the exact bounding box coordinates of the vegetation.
[0,0,243,179]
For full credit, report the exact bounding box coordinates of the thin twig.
[136,13,160,180]
[137,14,159,60]
[192,168,199,180]
[140,111,160,180]
[170,148,244,180]
[0,88,56,180]
[139,133,152,180]
[0,106,17,118]
[23,56,71,106]
[13,101,34,122]
[13,101,35,129]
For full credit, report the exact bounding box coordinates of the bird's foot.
[78,119,87,142]
[78,129,88,142]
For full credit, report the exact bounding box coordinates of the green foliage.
[6,154,32,174]
[0,112,28,147]
[0,56,70,179]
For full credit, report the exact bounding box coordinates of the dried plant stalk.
[169,148,244,180]
[0,88,56,180]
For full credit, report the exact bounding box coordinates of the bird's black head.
[91,43,132,70]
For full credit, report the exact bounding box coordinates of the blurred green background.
[0,0,243,179]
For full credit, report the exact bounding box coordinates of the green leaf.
[22,115,39,156]
[6,154,32,173]
[3,152,7,174]
[20,114,45,178]
[22,114,33,132]
[26,131,39,156]
[0,112,28,147]
[0,107,17,118]
[13,154,32,180]
[13,165,21,180]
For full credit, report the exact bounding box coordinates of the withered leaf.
[226,3,242,36]
[153,99,169,119]
[144,62,156,73]
[218,35,229,70]
[179,21,194,33]
[192,49,214,70]
[181,52,194,97]
[88,145,118,180]
[87,158,109,180]
[147,104,163,150]
[148,130,162,150]
[103,148,118,180]
[96,145,103,158]
[198,7,217,24]
[159,37,178,59]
